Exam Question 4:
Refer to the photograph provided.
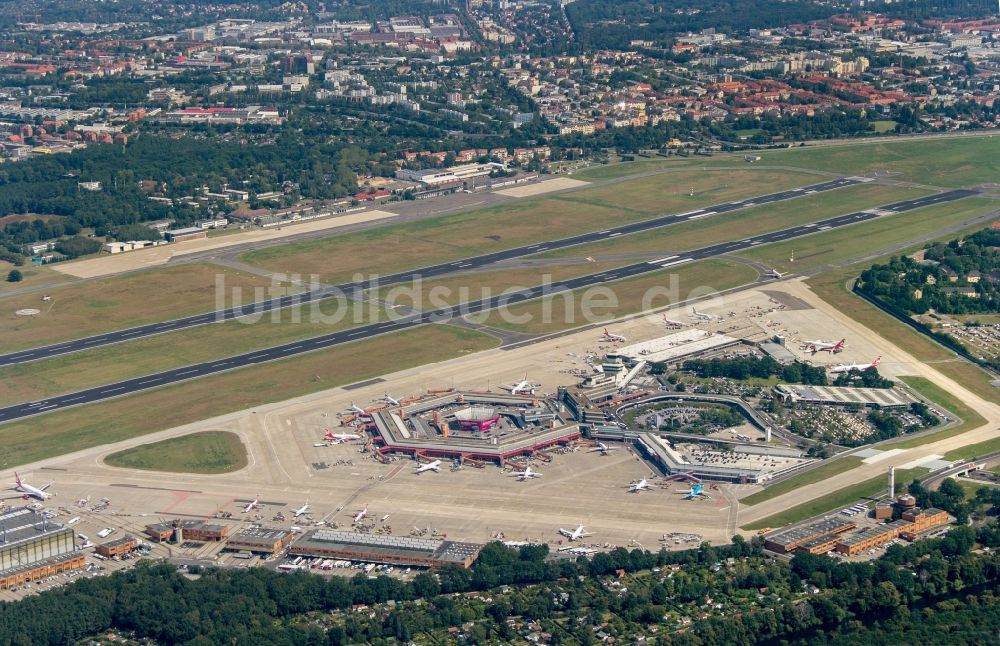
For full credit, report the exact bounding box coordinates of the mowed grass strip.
[0,261,67,295]
[578,134,1000,188]
[739,457,864,506]
[104,431,248,474]
[482,259,757,334]
[741,467,929,531]
[534,184,929,261]
[1,263,292,352]
[738,197,998,274]
[945,437,1000,462]
[890,376,987,449]
[0,324,497,469]
[240,169,812,283]
[0,300,378,406]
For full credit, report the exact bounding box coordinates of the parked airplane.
[414,459,442,474]
[802,339,845,354]
[13,473,52,500]
[628,479,652,493]
[662,314,685,329]
[242,495,260,513]
[353,505,368,523]
[500,375,537,395]
[601,328,627,342]
[324,430,362,444]
[589,442,615,455]
[829,356,882,374]
[508,465,542,480]
[383,392,400,406]
[292,502,310,518]
[676,483,710,500]
[765,269,787,279]
[558,525,593,541]
[347,401,371,416]
[691,308,718,321]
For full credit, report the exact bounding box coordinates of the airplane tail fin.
[14,472,21,487]
[872,356,882,367]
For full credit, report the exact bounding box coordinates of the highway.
[0,176,864,367]
[0,188,974,425]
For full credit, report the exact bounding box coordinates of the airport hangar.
[0,507,86,591]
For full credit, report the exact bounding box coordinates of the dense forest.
[682,355,829,385]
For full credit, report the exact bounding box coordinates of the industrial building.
[96,535,139,559]
[610,329,742,367]
[773,384,916,409]
[290,530,483,569]
[225,527,295,555]
[764,517,857,554]
[145,519,233,543]
[835,520,910,556]
[395,162,505,187]
[0,507,85,590]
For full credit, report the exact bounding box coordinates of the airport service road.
[0,188,973,425]
[0,177,864,367]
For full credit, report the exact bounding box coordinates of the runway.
[0,188,973,425]
[0,177,863,367]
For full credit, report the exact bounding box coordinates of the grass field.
[578,134,1000,188]
[104,431,248,474]
[739,457,864,506]
[482,259,757,334]
[890,376,988,449]
[0,261,67,295]
[240,169,813,283]
[944,437,1000,462]
[534,184,928,261]
[872,121,898,133]
[738,197,998,274]
[0,263,292,352]
[741,467,928,530]
[0,324,497,469]
[0,300,379,406]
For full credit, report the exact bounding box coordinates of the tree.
[6,269,22,282]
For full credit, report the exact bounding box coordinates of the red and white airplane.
[242,495,260,513]
[601,328,626,342]
[13,473,52,500]
[662,314,685,329]
[353,505,369,523]
[324,430,362,444]
[803,338,846,354]
[829,356,881,374]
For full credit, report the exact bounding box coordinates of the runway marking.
[608,233,623,237]
[649,255,678,264]
[104,386,126,393]
[64,396,85,402]
[38,404,57,410]
[177,369,197,376]
[661,259,693,267]
[687,213,710,220]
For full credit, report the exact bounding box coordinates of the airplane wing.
[39,483,53,491]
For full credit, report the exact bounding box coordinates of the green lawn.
[872,121,898,134]
[890,376,987,449]
[742,467,929,530]
[945,437,1000,462]
[740,457,864,506]
[105,431,248,474]
[0,324,497,469]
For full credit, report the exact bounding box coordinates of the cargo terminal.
[289,530,483,569]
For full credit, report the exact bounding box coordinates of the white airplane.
[628,479,652,493]
[765,268,787,279]
[380,514,390,522]
[829,355,881,374]
[589,442,615,455]
[691,307,718,321]
[353,505,368,523]
[242,495,260,514]
[662,314,685,329]
[324,430,362,444]
[414,459,442,474]
[508,465,542,480]
[500,375,536,395]
[292,502,310,518]
[803,339,845,354]
[13,473,52,500]
[676,483,710,500]
[558,524,593,541]
[383,392,400,406]
[601,328,626,342]
[348,401,368,416]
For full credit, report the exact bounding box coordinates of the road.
[0,188,974,425]
[0,176,864,367]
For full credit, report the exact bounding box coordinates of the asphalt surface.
[0,177,864,367]
[0,187,974,425]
